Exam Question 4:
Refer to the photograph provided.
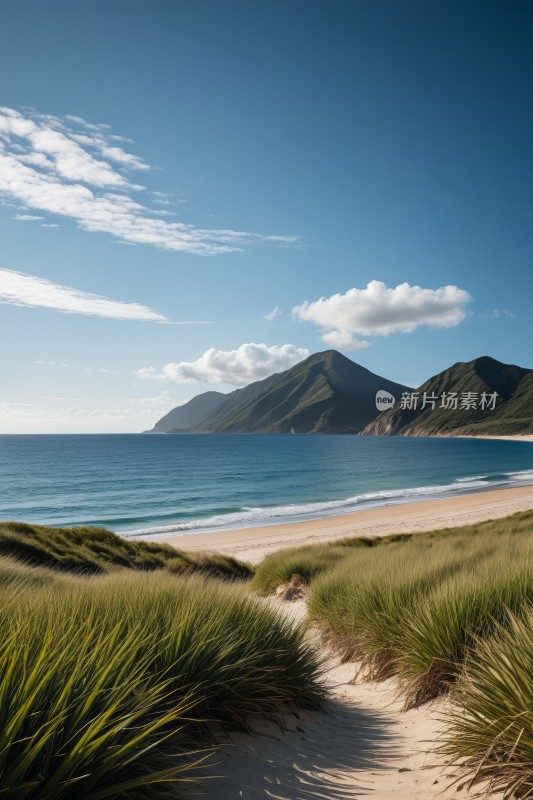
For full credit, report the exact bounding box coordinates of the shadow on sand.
[181,696,402,799]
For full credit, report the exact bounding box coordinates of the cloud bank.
[293,280,471,348]
[0,268,165,321]
[0,107,297,255]
[136,342,310,386]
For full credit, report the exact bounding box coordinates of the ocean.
[0,434,532,537]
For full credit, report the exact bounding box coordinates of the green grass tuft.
[0,569,324,798]
[251,530,417,594]
[0,520,253,580]
[442,606,533,798]
[301,511,533,698]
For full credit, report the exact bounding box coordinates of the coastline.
[458,434,533,442]
[145,483,533,563]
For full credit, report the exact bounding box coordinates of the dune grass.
[250,510,533,796]
[442,606,533,798]
[252,512,533,706]
[396,560,533,708]
[0,567,323,798]
[306,512,533,704]
[0,520,253,580]
[251,533,407,594]
[3,509,532,797]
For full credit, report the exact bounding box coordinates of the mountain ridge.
[361,356,533,437]
[147,352,533,437]
[147,350,409,434]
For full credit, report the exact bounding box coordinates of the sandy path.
[145,484,533,564]
[182,598,497,799]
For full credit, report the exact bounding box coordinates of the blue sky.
[0,0,531,432]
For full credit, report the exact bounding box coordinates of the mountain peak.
[148,350,409,434]
[301,349,373,375]
[362,355,532,437]
[304,349,351,364]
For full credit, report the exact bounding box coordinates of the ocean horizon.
[1,434,532,537]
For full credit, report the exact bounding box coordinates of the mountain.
[362,356,533,437]
[147,391,225,433]
[148,350,410,434]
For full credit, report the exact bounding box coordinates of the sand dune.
[162,476,531,797]
[182,599,501,799]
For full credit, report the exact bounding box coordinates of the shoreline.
[144,483,533,563]
[458,434,533,442]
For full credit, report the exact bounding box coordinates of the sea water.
[0,434,532,536]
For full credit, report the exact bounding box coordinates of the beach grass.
[0,520,253,580]
[442,606,533,798]
[0,566,324,798]
[252,511,533,701]
[3,509,533,797]
[396,561,533,708]
[249,510,533,796]
[305,512,533,704]
[250,533,407,594]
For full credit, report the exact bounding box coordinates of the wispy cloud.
[0,267,165,321]
[479,308,516,320]
[35,361,120,373]
[0,106,298,255]
[0,402,173,423]
[263,304,282,320]
[41,396,82,401]
[136,342,310,386]
[293,281,471,348]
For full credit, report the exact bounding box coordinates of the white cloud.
[0,267,165,321]
[0,106,298,255]
[136,342,310,386]
[320,330,370,350]
[264,304,282,320]
[293,281,471,343]
[14,213,43,221]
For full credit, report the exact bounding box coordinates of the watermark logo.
[375,390,396,411]
[374,389,499,413]
[399,391,498,412]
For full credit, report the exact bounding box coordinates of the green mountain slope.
[149,350,409,434]
[146,390,225,433]
[362,356,532,436]
[196,350,409,433]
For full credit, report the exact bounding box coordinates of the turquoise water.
[0,434,532,536]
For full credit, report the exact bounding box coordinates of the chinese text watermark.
[398,391,498,412]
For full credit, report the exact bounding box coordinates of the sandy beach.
[461,434,533,442]
[145,483,533,564]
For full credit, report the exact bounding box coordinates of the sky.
[0,0,531,433]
